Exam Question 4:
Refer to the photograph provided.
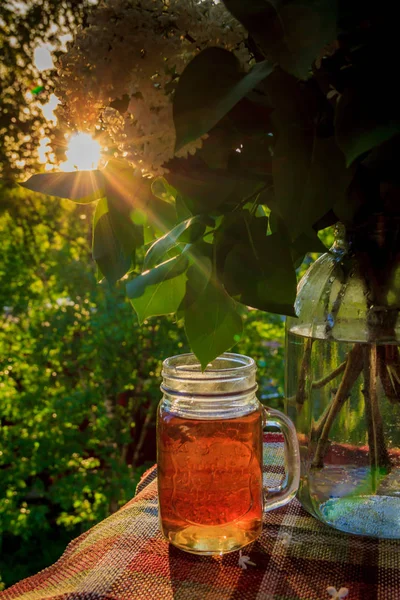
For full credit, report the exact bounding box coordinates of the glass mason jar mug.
[157,353,300,555]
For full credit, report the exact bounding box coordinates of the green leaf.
[183,242,214,308]
[147,197,178,234]
[21,170,105,202]
[131,210,147,226]
[166,156,263,215]
[108,199,144,257]
[151,177,176,204]
[290,229,327,267]
[102,160,144,256]
[185,259,213,301]
[144,216,206,269]
[223,0,337,79]
[126,255,188,323]
[184,281,243,370]
[269,212,326,266]
[93,197,108,234]
[174,47,273,151]
[263,69,351,239]
[214,210,257,277]
[102,162,178,235]
[223,219,297,315]
[332,167,377,226]
[166,158,236,214]
[92,199,132,285]
[335,87,400,167]
[175,194,192,221]
[298,136,351,234]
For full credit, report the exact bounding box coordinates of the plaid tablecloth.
[2,435,400,600]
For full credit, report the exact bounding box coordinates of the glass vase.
[285,215,400,538]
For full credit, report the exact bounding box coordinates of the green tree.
[0,186,186,583]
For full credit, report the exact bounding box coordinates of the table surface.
[2,435,400,600]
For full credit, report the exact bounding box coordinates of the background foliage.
[0,185,285,587]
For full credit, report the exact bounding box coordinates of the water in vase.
[286,329,400,538]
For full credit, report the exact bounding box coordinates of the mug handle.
[262,407,300,512]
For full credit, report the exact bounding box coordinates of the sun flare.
[60,133,101,172]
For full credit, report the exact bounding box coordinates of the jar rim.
[162,352,256,380]
[161,352,258,408]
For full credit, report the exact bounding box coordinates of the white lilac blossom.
[278,532,291,546]
[238,550,256,570]
[327,587,349,599]
[55,0,250,175]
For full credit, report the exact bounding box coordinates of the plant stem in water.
[312,344,364,468]
[295,338,313,407]
[363,345,391,491]
[287,359,346,408]
[311,360,346,389]
[377,344,400,404]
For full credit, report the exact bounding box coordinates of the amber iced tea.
[157,407,263,554]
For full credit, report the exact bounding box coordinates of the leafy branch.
[20,0,400,368]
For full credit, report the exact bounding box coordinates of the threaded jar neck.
[160,353,259,419]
